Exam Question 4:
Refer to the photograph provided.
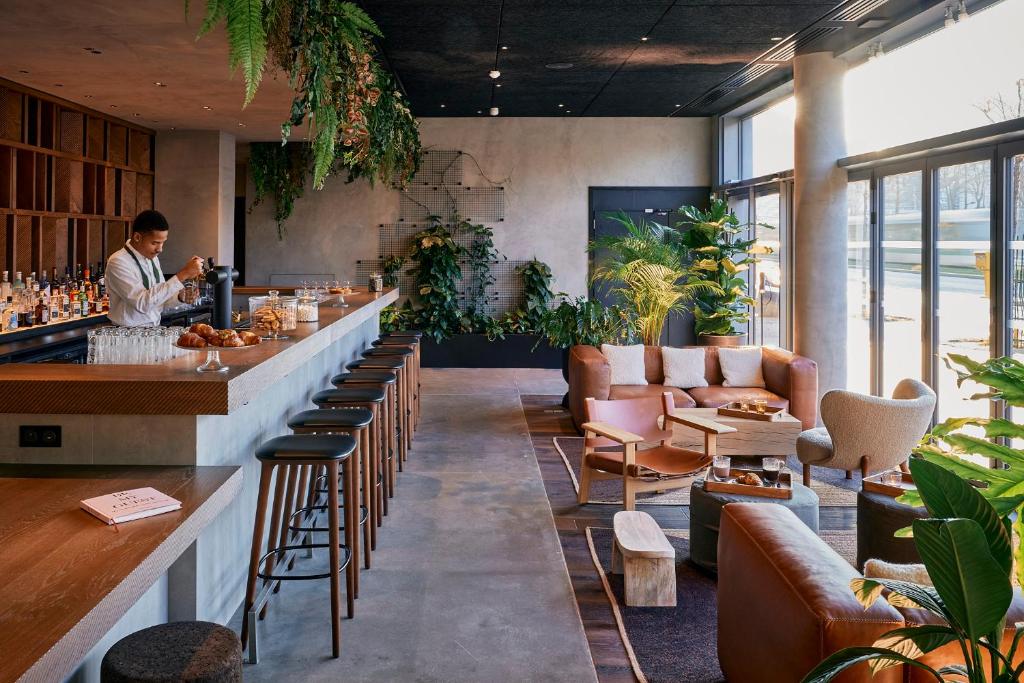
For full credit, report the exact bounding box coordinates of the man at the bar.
[105,210,205,327]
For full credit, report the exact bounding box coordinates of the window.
[752,191,783,346]
[844,0,1024,156]
[846,179,872,394]
[749,98,795,178]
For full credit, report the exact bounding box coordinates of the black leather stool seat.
[288,408,373,431]
[383,330,422,339]
[331,371,396,386]
[312,387,387,406]
[255,434,356,461]
[348,358,403,370]
[101,621,242,683]
[364,346,414,357]
[372,337,418,346]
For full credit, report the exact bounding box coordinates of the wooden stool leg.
[289,464,311,570]
[326,461,342,658]
[349,439,361,600]
[361,425,372,568]
[342,459,355,618]
[242,462,273,651]
[259,466,289,619]
[402,365,412,452]
[273,465,299,591]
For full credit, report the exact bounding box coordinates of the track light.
[488,70,501,79]
[489,107,499,116]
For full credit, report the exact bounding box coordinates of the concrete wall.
[244,117,712,296]
[155,130,236,271]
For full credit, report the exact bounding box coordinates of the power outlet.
[19,425,62,448]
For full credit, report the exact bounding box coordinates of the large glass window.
[936,160,992,421]
[752,191,782,347]
[880,171,925,397]
[1012,154,1024,364]
[847,179,872,394]
[749,98,795,178]
[844,0,1024,156]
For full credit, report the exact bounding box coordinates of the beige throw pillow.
[661,347,708,389]
[601,344,647,386]
[718,347,766,388]
[863,559,933,586]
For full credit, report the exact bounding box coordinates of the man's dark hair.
[132,210,169,235]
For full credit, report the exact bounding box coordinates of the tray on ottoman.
[703,468,793,499]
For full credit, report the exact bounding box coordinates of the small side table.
[856,489,927,570]
[689,479,819,574]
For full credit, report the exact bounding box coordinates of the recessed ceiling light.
[496,83,502,88]
[83,47,93,51]
[110,104,117,108]
[558,103,564,108]
[83,95,93,98]
[565,110,572,113]
[202,105,211,110]
[488,70,501,79]
[489,107,499,116]
[440,103,446,108]
[54,83,63,87]
[237,122,245,127]
[154,81,166,87]
[89,49,102,54]
[545,62,574,70]
[770,36,783,41]
[477,110,482,114]
[18,69,28,74]
[675,104,681,107]
[501,45,508,50]
[170,127,175,131]
[640,36,649,41]
[132,113,141,117]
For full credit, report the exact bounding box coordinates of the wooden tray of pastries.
[703,468,793,499]
[176,323,263,349]
[716,402,787,422]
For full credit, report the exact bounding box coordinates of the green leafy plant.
[518,259,555,333]
[381,255,405,288]
[461,219,504,330]
[590,212,719,345]
[910,354,1024,587]
[676,195,770,337]
[539,296,633,350]
[192,0,421,191]
[409,218,464,343]
[802,457,1023,683]
[248,142,311,239]
[379,301,414,334]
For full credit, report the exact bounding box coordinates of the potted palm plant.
[676,196,770,346]
[589,212,720,345]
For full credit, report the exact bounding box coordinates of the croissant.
[222,336,245,348]
[238,331,262,346]
[177,332,207,348]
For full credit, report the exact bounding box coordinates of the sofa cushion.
[686,386,787,411]
[718,347,766,387]
[662,347,708,389]
[609,384,696,408]
[601,344,647,385]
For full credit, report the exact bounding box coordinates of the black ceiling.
[362,0,950,117]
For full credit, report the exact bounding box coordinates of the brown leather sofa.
[718,503,1024,683]
[568,344,818,432]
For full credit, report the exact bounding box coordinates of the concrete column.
[154,131,235,270]
[793,51,848,404]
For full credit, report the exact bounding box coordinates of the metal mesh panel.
[399,186,504,223]
[356,259,417,295]
[399,149,462,187]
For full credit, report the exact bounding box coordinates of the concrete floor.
[237,368,596,682]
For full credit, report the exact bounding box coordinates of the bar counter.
[0,287,397,657]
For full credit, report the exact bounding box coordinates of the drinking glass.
[712,455,731,481]
[881,469,904,486]
[763,457,783,487]
[87,329,98,364]
[753,399,768,414]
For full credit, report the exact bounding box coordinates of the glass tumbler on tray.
[712,455,731,481]
[763,457,783,486]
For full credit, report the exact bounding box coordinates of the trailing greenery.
[908,354,1024,588]
[518,259,556,332]
[676,195,769,337]
[461,219,504,331]
[381,255,405,288]
[248,142,311,239]
[192,0,421,200]
[590,211,719,345]
[803,457,1024,683]
[539,297,633,349]
[408,218,464,343]
[379,301,414,334]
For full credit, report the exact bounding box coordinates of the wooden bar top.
[0,464,242,683]
[0,287,397,415]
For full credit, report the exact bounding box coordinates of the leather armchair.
[568,344,818,432]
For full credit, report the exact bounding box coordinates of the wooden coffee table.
[668,407,803,457]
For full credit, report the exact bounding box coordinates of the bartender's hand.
[176,256,204,282]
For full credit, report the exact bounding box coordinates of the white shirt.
[105,241,184,327]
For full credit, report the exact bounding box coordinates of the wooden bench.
[611,510,676,607]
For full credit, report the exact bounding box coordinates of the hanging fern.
[191,0,421,193]
[248,142,310,239]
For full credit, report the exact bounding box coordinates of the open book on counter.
[80,487,181,525]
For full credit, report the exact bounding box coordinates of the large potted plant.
[676,196,769,347]
[589,212,719,345]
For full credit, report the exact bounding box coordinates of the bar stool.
[363,345,415,439]
[288,408,376,569]
[242,434,357,662]
[348,357,412,464]
[101,621,242,682]
[331,370,398,503]
[374,334,422,426]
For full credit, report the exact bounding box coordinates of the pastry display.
[237,331,262,346]
[177,326,261,348]
[248,292,298,339]
[177,332,208,348]
[734,472,764,487]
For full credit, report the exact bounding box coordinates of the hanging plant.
[191,0,421,192]
[409,218,465,343]
[248,142,310,239]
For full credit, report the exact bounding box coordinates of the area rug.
[555,436,859,506]
[585,527,857,683]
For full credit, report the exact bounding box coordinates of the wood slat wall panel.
[120,170,136,217]
[136,170,153,212]
[15,149,33,209]
[34,153,47,211]
[103,167,115,216]
[85,117,104,161]
[129,129,150,171]
[87,219,102,265]
[14,214,33,275]
[53,158,83,213]
[0,146,12,209]
[53,217,69,275]
[0,88,21,142]
[81,163,96,215]
[105,221,126,260]
[58,110,83,154]
[107,124,126,166]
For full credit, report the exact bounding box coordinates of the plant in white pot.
[676,196,772,346]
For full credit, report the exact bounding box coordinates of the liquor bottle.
[63,266,71,287]
[3,296,16,332]
[75,263,82,281]
[13,272,24,291]
[35,291,48,325]
[20,296,34,328]
[83,264,91,283]
[49,287,60,321]
[39,269,49,296]
[61,287,71,320]
[79,289,89,317]
[0,272,10,301]
[101,290,109,313]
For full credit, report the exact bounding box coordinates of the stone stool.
[331,370,398,503]
[242,434,357,661]
[611,511,676,607]
[288,408,376,569]
[689,478,819,575]
[100,621,241,683]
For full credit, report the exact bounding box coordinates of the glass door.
[1011,153,1024,367]
[753,190,782,347]
[879,170,925,397]
[846,178,873,394]
[935,158,993,423]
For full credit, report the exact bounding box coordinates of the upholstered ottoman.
[856,489,927,570]
[101,621,242,683]
[689,478,819,574]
